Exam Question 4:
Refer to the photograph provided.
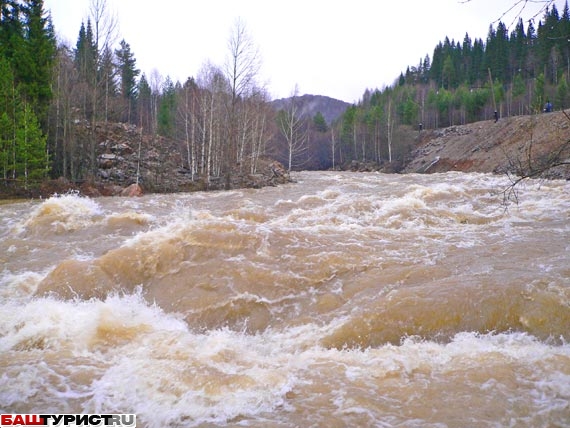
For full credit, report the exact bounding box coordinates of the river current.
[1,171,569,427]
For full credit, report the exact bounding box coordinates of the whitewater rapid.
[1,171,569,427]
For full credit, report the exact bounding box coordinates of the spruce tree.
[561,2,570,80]
[18,0,56,123]
[157,76,176,137]
[75,19,97,84]
[115,39,140,122]
[313,112,327,132]
[511,18,527,76]
[137,73,152,131]
[512,73,526,114]
[0,0,23,62]
[471,38,485,84]
[0,57,16,180]
[461,33,473,83]
[442,55,456,89]
[525,20,538,77]
[99,43,117,122]
[15,100,48,187]
[421,55,430,83]
[0,0,52,183]
[537,5,560,83]
[556,75,569,109]
[430,42,444,85]
[534,72,546,112]
[485,22,509,83]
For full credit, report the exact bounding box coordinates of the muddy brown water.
[1,171,569,427]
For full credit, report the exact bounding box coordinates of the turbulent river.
[1,171,570,427]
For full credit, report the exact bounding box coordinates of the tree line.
[1,0,311,190]
[332,2,570,171]
[3,0,568,186]
[0,0,55,187]
[51,2,280,187]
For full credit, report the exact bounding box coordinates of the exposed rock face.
[8,110,568,200]
[34,122,292,198]
[402,110,570,178]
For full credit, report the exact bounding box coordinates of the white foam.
[1,289,569,426]
[0,270,48,299]
[20,193,105,234]
[1,172,570,425]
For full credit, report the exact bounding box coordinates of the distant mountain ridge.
[271,94,350,124]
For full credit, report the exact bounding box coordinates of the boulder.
[98,153,121,169]
[267,161,290,184]
[120,183,143,197]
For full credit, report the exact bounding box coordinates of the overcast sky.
[43,0,565,103]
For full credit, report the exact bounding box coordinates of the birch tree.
[51,45,81,180]
[85,0,117,174]
[224,18,261,177]
[149,69,163,136]
[177,77,198,178]
[247,88,271,174]
[277,86,309,172]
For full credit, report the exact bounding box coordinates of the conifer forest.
[1,0,569,189]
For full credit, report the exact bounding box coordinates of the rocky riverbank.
[402,109,570,178]
[2,121,292,199]
[3,109,568,199]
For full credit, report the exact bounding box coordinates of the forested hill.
[329,3,570,172]
[2,0,569,195]
[271,94,350,124]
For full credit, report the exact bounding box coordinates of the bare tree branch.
[502,111,570,205]
[459,0,557,28]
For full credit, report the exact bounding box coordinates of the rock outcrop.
[402,110,570,178]
[36,122,292,198]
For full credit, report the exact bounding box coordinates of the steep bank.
[81,122,291,195]
[403,110,570,178]
[3,110,568,199]
[2,122,291,199]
